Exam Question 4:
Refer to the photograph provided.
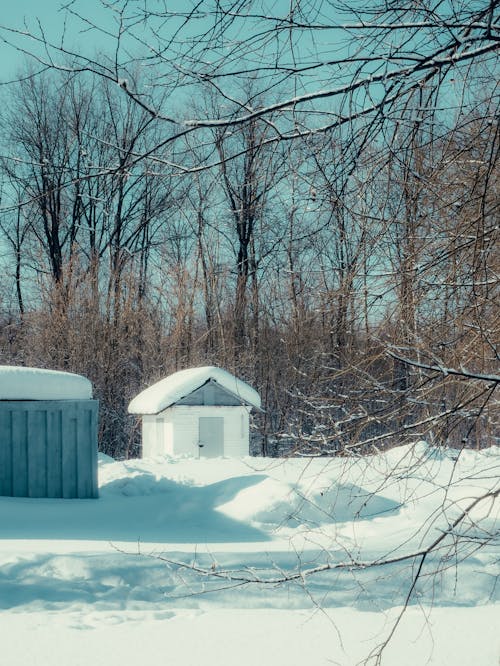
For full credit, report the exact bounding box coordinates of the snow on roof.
[128,366,261,414]
[0,365,93,401]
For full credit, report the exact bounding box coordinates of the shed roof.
[0,365,92,400]
[128,366,261,415]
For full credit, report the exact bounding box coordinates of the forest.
[0,0,498,458]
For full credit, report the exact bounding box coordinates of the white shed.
[128,366,262,458]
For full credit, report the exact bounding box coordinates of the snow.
[0,444,498,665]
[128,365,261,414]
[0,365,92,400]
[3,607,499,666]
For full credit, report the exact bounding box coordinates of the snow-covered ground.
[1,443,498,665]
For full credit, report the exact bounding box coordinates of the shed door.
[198,417,224,458]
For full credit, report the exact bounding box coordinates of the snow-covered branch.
[387,351,500,384]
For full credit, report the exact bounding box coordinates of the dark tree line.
[0,0,497,457]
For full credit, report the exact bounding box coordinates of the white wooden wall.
[142,405,250,458]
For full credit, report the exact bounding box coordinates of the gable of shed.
[174,379,248,407]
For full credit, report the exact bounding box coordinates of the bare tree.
[0,4,497,662]
[211,100,286,356]
[0,2,496,163]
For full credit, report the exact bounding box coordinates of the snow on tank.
[128,365,261,415]
[0,365,93,400]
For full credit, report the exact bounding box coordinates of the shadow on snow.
[0,474,269,543]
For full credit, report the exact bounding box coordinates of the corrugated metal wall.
[0,400,99,499]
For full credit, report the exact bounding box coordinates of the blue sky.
[0,1,114,81]
[2,0,63,24]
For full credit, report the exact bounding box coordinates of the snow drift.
[0,444,498,666]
